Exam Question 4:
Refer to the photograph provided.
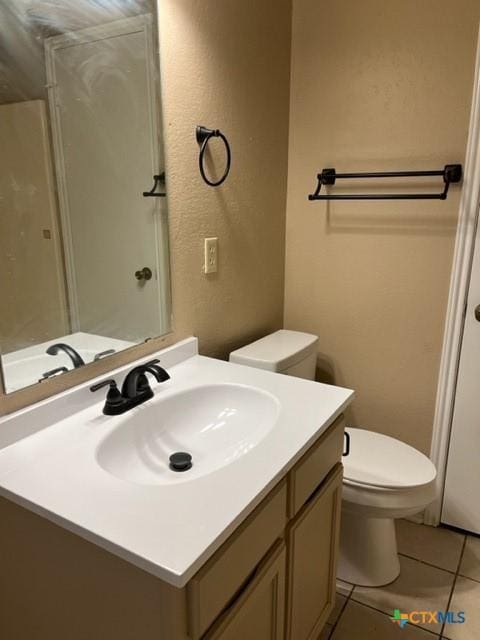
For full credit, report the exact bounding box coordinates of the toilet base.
[337,508,401,587]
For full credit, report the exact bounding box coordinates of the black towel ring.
[196,125,231,187]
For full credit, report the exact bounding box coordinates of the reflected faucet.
[46,343,85,369]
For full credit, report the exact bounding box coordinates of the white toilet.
[229,329,437,587]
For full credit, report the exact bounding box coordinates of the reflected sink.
[95,383,280,485]
[3,351,98,393]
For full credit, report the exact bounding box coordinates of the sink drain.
[169,452,193,472]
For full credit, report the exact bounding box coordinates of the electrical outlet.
[204,237,218,274]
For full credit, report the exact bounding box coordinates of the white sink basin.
[95,383,280,485]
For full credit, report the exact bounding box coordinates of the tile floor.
[321,520,480,639]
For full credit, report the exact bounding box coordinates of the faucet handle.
[93,349,116,361]
[142,358,160,367]
[144,364,170,382]
[90,379,125,415]
[90,378,117,392]
[39,366,69,381]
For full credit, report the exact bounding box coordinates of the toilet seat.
[343,428,436,490]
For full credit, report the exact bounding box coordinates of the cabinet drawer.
[187,480,287,639]
[203,540,286,640]
[288,414,344,518]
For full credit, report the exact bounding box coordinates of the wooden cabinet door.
[286,464,343,640]
[204,541,286,640]
[188,481,287,640]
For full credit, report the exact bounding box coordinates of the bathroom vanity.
[0,338,353,640]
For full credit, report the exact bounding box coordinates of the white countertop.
[0,338,354,588]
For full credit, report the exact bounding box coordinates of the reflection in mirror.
[0,0,171,394]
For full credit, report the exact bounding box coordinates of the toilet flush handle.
[343,431,351,457]
[475,304,480,322]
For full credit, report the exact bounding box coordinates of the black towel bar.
[308,164,462,201]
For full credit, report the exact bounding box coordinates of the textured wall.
[284,0,480,453]
[158,0,291,358]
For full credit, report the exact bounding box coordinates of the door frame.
[44,14,167,333]
[426,26,480,526]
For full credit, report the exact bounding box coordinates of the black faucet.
[90,359,170,415]
[46,343,85,368]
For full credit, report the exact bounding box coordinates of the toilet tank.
[229,330,318,380]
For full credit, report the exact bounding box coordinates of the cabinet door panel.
[204,541,286,640]
[286,464,343,640]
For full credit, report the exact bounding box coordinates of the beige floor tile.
[328,593,347,625]
[458,536,480,583]
[352,555,454,633]
[442,576,480,640]
[331,600,438,639]
[336,578,354,596]
[319,622,333,639]
[397,520,464,572]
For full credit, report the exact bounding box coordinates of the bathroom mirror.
[0,0,171,394]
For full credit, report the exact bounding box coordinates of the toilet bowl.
[229,330,437,587]
[339,428,436,586]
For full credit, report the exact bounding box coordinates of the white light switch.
[204,237,218,274]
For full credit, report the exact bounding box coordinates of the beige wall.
[0,0,291,414]
[158,0,291,358]
[284,0,480,453]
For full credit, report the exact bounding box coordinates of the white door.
[46,16,170,343]
[442,205,480,534]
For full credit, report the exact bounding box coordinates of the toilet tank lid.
[229,330,318,372]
